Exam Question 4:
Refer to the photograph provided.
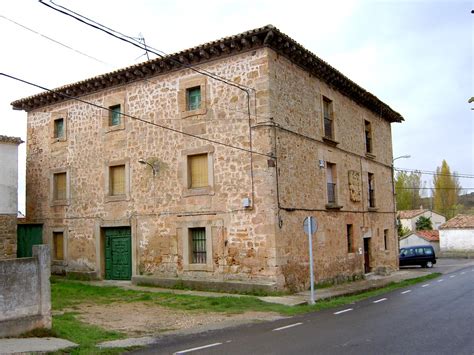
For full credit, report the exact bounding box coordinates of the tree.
[395,170,423,210]
[433,160,462,219]
[415,216,433,230]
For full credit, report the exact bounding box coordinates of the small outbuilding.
[439,214,474,258]
[399,230,440,254]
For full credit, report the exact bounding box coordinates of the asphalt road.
[132,265,474,355]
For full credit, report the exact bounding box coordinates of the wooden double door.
[105,227,131,280]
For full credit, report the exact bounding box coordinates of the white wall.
[0,142,19,214]
[440,229,474,252]
[400,211,446,232]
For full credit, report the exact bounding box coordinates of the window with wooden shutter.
[189,154,208,188]
[53,232,64,260]
[54,172,67,200]
[110,165,125,195]
[54,118,65,139]
[109,104,122,126]
[186,87,201,111]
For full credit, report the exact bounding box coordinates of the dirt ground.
[68,302,283,337]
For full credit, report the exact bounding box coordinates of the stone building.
[0,135,23,259]
[12,25,403,291]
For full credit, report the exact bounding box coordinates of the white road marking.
[373,298,387,303]
[401,290,412,294]
[461,272,466,275]
[449,275,456,278]
[272,322,303,331]
[437,279,444,282]
[334,308,353,315]
[174,343,223,354]
[421,284,430,288]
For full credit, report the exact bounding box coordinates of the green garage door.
[105,227,132,280]
[17,224,43,258]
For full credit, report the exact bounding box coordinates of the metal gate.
[105,227,131,280]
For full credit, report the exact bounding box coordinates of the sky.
[0,0,472,213]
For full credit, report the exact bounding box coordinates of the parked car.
[399,245,437,268]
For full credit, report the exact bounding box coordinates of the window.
[53,172,67,200]
[53,231,64,260]
[179,77,207,118]
[384,229,389,250]
[190,227,207,264]
[188,154,208,189]
[109,165,125,196]
[326,162,337,204]
[368,173,376,208]
[365,120,373,154]
[347,224,353,253]
[323,97,334,139]
[186,87,201,111]
[54,118,65,139]
[109,104,122,126]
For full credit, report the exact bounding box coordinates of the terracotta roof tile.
[397,209,427,219]
[0,135,23,144]
[415,230,439,242]
[440,214,474,229]
[11,25,403,123]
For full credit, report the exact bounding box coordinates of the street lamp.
[392,155,411,164]
[138,158,159,176]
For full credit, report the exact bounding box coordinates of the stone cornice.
[11,25,403,123]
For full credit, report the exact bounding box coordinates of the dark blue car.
[399,245,437,268]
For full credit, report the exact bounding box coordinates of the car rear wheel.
[425,261,433,268]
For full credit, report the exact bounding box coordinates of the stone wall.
[266,50,398,290]
[0,245,51,337]
[24,48,279,287]
[0,214,17,259]
[23,45,399,291]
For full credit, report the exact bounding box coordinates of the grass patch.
[50,272,440,352]
[52,312,125,354]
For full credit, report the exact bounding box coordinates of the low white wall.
[440,229,474,256]
[0,245,51,337]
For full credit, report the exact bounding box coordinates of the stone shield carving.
[348,170,362,202]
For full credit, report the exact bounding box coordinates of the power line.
[1,72,272,159]
[394,167,474,179]
[0,14,111,66]
[39,0,254,95]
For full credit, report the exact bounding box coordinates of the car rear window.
[424,248,433,255]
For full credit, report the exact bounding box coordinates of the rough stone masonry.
[12,25,403,291]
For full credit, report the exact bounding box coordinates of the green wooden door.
[17,224,43,258]
[105,227,132,280]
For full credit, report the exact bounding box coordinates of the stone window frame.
[180,220,215,272]
[50,110,68,144]
[51,227,68,265]
[178,76,207,118]
[182,145,214,197]
[321,95,339,146]
[50,168,70,206]
[325,161,342,210]
[103,92,126,133]
[104,159,130,202]
[346,224,354,254]
[368,172,377,211]
[383,229,389,251]
[364,119,376,159]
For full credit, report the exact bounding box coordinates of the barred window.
[190,227,206,264]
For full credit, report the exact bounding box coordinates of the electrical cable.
[0,14,111,66]
[39,0,254,94]
[394,167,474,179]
[2,72,272,159]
